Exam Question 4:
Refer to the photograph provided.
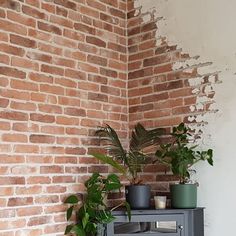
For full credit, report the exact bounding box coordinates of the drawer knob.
[179,225,184,230]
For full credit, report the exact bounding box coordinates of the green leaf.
[130,123,164,152]
[96,210,115,224]
[95,124,127,162]
[64,195,79,204]
[91,153,127,175]
[65,224,74,235]
[155,150,163,157]
[66,205,74,221]
[124,201,131,222]
[82,212,89,229]
[72,225,86,236]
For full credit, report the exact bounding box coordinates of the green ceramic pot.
[170,184,197,209]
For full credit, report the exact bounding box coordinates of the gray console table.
[105,208,204,236]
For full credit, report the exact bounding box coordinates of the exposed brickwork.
[127,0,218,196]
[0,0,218,234]
[0,0,128,234]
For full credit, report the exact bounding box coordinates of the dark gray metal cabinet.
[105,208,204,236]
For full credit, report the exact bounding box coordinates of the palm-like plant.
[92,123,164,184]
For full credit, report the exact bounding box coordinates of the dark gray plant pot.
[170,183,197,209]
[125,185,151,209]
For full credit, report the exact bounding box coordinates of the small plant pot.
[170,183,197,209]
[125,185,151,209]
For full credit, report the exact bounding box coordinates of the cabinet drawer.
[107,214,184,236]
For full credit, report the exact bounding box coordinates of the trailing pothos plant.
[64,173,130,236]
[155,122,213,184]
[92,123,164,184]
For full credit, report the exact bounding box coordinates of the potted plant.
[92,123,164,209]
[64,173,130,236]
[155,123,213,208]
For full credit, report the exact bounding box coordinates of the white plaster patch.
[192,88,200,94]
[188,76,203,86]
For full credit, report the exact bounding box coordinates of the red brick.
[10,34,36,48]
[11,57,39,71]
[38,21,62,35]
[14,145,39,154]
[56,6,67,16]
[64,107,86,117]
[80,5,99,18]
[0,0,20,11]
[0,98,9,108]
[27,216,51,226]
[54,0,77,11]
[0,66,26,79]
[28,29,52,42]
[86,36,106,48]
[0,77,9,87]
[52,176,75,183]
[10,80,38,92]
[41,64,64,76]
[27,176,51,185]
[30,134,55,144]
[30,113,55,123]
[53,56,76,68]
[12,123,39,132]
[65,68,86,79]
[42,2,55,13]
[17,207,42,217]
[0,53,9,65]
[8,197,33,207]
[86,0,106,11]
[46,185,66,193]
[0,43,25,56]
[100,68,117,78]
[2,134,27,143]
[63,29,85,42]
[40,166,63,174]
[22,5,47,20]
[0,187,14,196]
[65,147,86,155]
[50,15,73,28]
[0,111,28,121]
[56,116,80,125]
[26,52,52,63]
[87,55,107,66]
[100,0,118,7]
[74,23,95,34]
[26,0,40,7]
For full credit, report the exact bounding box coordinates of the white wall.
[137,0,236,235]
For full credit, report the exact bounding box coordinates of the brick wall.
[0,0,128,235]
[0,0,218,234]
[127,0,218,195]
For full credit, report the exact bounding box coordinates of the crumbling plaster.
[136,0,236,235]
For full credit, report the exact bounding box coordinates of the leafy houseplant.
[64,173,130,236]
[92,123,164,209]
[155,122,213,208]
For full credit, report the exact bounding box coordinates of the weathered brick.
[87,55,107,66]
[54,0,77,11]
[86,36,106,48]
[22,5,47,20]
[0,0,20,11]
[30,113,55,123]
[74,23,95,34]
[38,21,62,35]
[0,67,26,79]
[10,35,36,48]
